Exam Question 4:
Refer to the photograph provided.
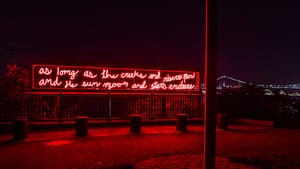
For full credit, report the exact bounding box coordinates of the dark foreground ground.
[0,122,299,169]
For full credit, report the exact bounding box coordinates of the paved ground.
[0,124,299,169]
[135,154,258,169]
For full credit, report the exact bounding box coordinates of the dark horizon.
[1,0,300,84]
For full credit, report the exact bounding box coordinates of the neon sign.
[32,65,200,92]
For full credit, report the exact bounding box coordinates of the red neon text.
[57,67,79,80]
[120,71,147,79]
[102,81,129,90]
[39,67,52,75]
[151,82,167,90]
[163,73,195,83]
[168,82,195,90]
[81,81,102,88]
[83,71,97,79]
[39,77,62,87]
[148,71,161,79]
[64,80,78,88]
[131,81,147,89]
[101,70,119,79]
[33,65,199,91]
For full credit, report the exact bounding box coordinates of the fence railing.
[0,93,204,121]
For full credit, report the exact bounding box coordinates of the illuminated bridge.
[215,75,300,91]
[216,75,247,90]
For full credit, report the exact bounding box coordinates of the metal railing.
[0,93,203,121]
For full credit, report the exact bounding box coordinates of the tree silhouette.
[3,64,30,94]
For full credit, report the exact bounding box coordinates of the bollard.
[76,116,88,136]
[217,113,229,129]
[13,119,28,140]
[176,114,188,131]
[130,115,141,133]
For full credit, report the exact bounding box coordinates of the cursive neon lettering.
[120,71,147,79]
[102,81,129,90]
[163,73,196,83]
[56,67,80,80]
[34,65,199,91]
[163,74,183,82]
[131,81,147,89]
[151,81,167,90]
[183,73,196,82]
[64,80,78,88]
[101,69,119,79]
[83,71,97,79]
[168,82,195,90]
[38,77,62,87]
[81,81,102,87]
[148,71,161,79]
[39,67,52,75]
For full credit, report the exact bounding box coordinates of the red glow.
[32,65,200,92]
[151,82,167,90]
[101,69,119,79]
[57,67,79,80]
[102,81,129,90]
[163,73,195,83]
[120,71,147,79]
[38,67,52,75]
[81,81,102,88]
[45,140,74,146]
[39,77,62,87]
[168,82,195,90]
[148,71,161,79]
[131,81,147,89]
[83,71,98,78]
[65,80,78,88]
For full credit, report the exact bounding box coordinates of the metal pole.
[58,91,63,122]
[107,91,111,120]
[189,92,192,117]
[150,92,154,120]
[203,0,218,168]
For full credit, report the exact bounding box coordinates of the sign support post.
[150,92,154,120]
[203,0,218,168]
[107,91,112,121]
[58,90,63,122]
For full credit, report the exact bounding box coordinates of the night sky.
[0,0,299,84]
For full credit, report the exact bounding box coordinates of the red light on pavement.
[44,140,74,146]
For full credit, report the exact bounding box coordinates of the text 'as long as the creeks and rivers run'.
[33,65,200,91]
